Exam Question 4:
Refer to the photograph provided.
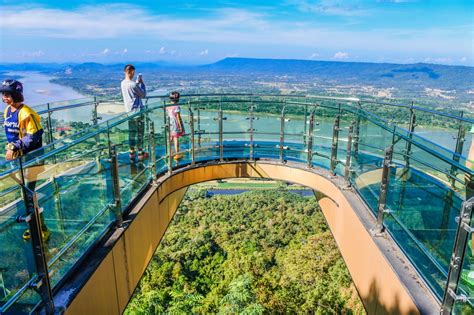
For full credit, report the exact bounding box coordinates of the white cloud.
[123,48,128,54]
[0,4,470,61]
[101,48,110,55]
[17,50,45,58]
[289,0,367,17]
[460,57,467,62]
[423,57,453,64]
[309,53,320,59]
[225,53,240,58]
[200,49,209,56]
[333,51,349,59]
[159,47,166,54]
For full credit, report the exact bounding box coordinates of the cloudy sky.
[0,0,472,65]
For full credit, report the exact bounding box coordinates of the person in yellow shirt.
[1,80,49,241]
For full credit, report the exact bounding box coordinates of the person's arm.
[133,82,146,98]
[10,115,43,154]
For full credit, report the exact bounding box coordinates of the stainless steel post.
[330,115,341,175]
[149,121,157,180]
[218,101,224,162]
[110,145,123,227]
[46,103,54,145]
[404,104,416,167]
[449,112,466,189]
[353,102,361,158]
[344,123,355,184]
[18,159,55,314]
[306,111,315,168]
[189,107,195,165]
[279,106,286,163]
[249,103,255,161]
[166,114,173,174]
[441,197,473,314]
[375,146,393,233]
[303,104,308,146]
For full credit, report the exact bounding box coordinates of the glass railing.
[0,94,471,314]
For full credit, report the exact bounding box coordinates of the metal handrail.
[1,94,473,314]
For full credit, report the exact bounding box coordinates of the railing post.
[189,106,195,165]
[110,145,123,227]
[441,197,473,314]
[303,104,308,146]
[449,112,466,188]
[196,104,202,148]
[148,121,157,181]
[166,115,173,174]
[279,106,286,163]
[46,103,54,145]
[92,96,100,126]
[330,115,341,175]
[353,102,362,158]
[248,102,255,161]
[375,146,393,233]
[18,159,55,314]
[344,123,355,184]
[218,101,224,162]
[162,103,173,174]
[404,104,416,168]
[306,111,315,168]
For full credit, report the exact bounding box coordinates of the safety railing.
[0,94,471,314]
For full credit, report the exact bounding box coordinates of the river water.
[1,71,468,156]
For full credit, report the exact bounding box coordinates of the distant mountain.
[202,58,474,91]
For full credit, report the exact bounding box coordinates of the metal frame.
[1,94,473,314]
[330,114,341,175]
[441,197,474,314]
[306,110,315,168]
[110,145,123,227]
[404,104,416,167]
[18,159,55,314]
[344,122,355,184]
[375,146,394,233]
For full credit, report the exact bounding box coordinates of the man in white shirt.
[121,64,147,161]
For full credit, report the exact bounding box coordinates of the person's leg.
[174,137,179,154]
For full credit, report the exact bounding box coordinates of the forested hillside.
[125,190,364,314]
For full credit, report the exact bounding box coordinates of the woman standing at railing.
[121,64,148,162]
[167,91,185,160]
[0,80,50,241]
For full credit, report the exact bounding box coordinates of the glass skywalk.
[0,95,472,314]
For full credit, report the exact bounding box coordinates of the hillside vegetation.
[125,189,364,314]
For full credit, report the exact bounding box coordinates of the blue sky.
[0,0,472,65]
